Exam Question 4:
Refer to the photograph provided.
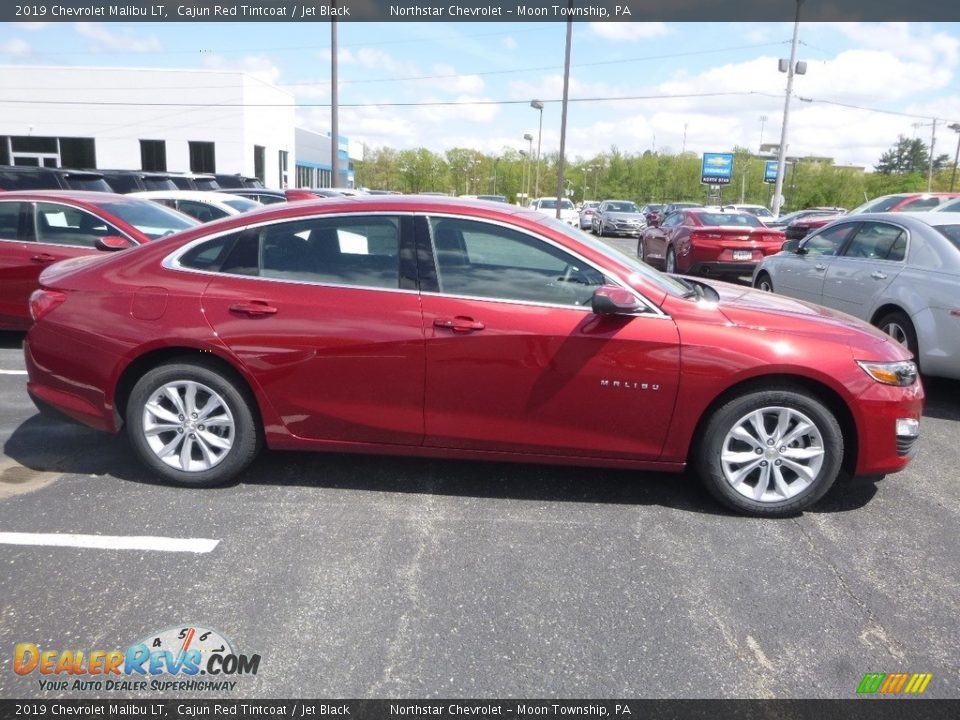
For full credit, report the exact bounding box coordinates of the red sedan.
[640,208,786,278]
[0,190,197,330]
[24,196,923,517]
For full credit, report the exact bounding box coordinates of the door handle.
[229,301,278,317]
[871,270,888,280]
[30,254,56,263]
[814,263,826,271]
[434,316,485,333]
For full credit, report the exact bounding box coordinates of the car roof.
[0,189,135,203]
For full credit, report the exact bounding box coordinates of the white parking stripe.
[0,532,219,554]
[0,370,27,375]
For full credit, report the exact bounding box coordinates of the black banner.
[3,1,960,24]
[1,700,960,720]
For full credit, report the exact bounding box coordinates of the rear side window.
[898,197,943,212]
[34,202,121,248]
[0,201,22,239]
[207,216,402,290]
[842,222,907,261]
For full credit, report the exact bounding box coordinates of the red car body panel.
[24,196,923,482]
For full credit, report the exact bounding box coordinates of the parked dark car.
[24,196,922,517]
[0,166,112,193]
[96,170,179,194]
[167,173,220,191]
[213,174,264,190]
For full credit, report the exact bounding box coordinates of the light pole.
[772,0,806,217]
[531,99,544,200]
[522,132,533,204]
[949,123,960,192]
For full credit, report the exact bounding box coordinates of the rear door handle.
[30,254,56,264]
[871,270,888,280]
[229,301,278,317]
[434,316,485,333]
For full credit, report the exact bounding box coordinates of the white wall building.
[0,65,296,187]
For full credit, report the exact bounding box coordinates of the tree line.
[354,137,959,211]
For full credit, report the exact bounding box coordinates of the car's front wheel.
[755,271,774,292]
[665,246,677,273]
[876,311,919,365]
[126,360,262,487]
[695,387,844,517]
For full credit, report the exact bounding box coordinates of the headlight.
[857,360,918,386]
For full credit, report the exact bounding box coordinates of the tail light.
[29,289,66,322]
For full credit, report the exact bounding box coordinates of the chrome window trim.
[423,211,668,318]
[162,209,670,317]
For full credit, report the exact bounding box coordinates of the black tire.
[755,272,774,292]
[875,311,919,364]
[597,222,605,237]
[126,360,262,487]
[637,237,644,259]
[665,246,677,274]
[695,387,844,517]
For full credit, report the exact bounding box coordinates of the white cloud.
[74,22,161,52]
[590,22,670,41]
[502,36,518,50]
[0,38,31,57]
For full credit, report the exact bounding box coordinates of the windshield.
[223,197,261,212]
[696,212,763,227]
[606,202,639,213]
[935,224,960,250]
[143,177,178,191]
[96,199,198,239]
[539,198,575,210]
[535,215,691,297]
[63,175,112,192]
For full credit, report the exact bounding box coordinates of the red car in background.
[639,208,785,278]
[24,196,922,517]
[850,192,960,214]
[0,191,197,329]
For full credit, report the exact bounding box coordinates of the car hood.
[703,280,901,351]
[605,212,645,222]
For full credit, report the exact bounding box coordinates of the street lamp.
[772,0,807,217]
[949,123,960,192]
[523,132,533,204]
[531,100,544,200]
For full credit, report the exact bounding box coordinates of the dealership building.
[0,65,360,188]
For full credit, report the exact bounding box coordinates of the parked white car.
[531,197,580,227]
[130,190,261,223]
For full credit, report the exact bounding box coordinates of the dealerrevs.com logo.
[856,672,933,695]
[14,625,260,693]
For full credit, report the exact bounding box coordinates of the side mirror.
[781,238,804,254]
[95,235,135,251]
[592,286,641,315]
[647,217,660,228]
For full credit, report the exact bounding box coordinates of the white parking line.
[0,532,219,554]
[0,370,27,375]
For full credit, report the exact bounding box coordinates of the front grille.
[896,435,919,456]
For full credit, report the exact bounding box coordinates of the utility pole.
[772,0,805,217]
[555,11,573,219]
[927,119,937,192]
[330,13,339,188]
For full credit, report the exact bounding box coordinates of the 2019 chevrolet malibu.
[25,196,922,517]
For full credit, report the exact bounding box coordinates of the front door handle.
[434,316,485,333]
[871,270,888,280]
[229,301,278,317]
[30,253,56,264]
[814,263,827,271]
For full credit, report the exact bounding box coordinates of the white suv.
[531,197,580,227]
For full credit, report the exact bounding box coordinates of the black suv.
[95,170,179,193]
[0,165,112,192]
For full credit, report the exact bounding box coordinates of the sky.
[2,20,960,169]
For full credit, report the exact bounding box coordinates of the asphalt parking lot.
[1,267,959,699]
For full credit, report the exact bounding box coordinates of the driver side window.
[429,217,605,307]
[802,223,856,257]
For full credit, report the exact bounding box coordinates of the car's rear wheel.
[695,388,843,517]
[126,361,261,487]
[755,272,774,292]
[876,311,919,364]
[665,246,677,274]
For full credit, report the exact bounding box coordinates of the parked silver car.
[752,212,960,379]
[591,200,646,237]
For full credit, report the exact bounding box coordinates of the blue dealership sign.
[764,160,779,183]
[701,153,734,185]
